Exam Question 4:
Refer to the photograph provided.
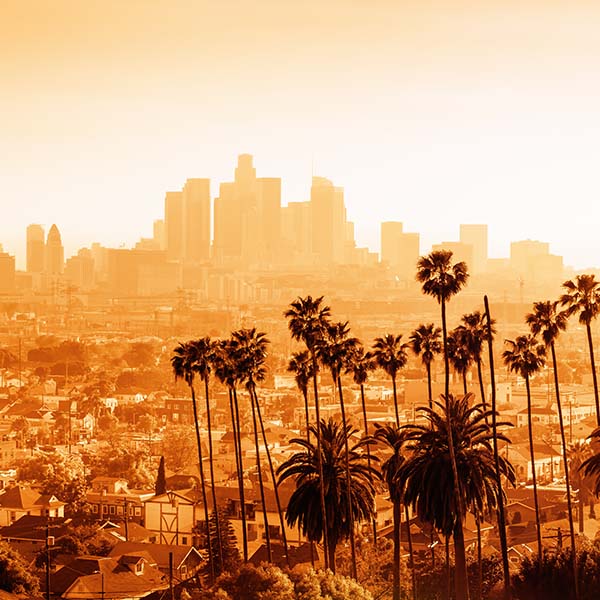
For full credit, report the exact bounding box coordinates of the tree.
[284,295,332,569]
[277,418,378,571]
[202,508,242,578]
[460,311,496,410]
[416,250,469,600]
[409,323,442,409]
[447,327,473,395]
[0,539,40,596]
[371,334,408,426]
[374,423,412,600]
[155,455,167,495]
[160,425,198,471]
[568,440,595,532]
[526,299,579,599]
[502,335,546,558]
[560,274,600,426]
[400,394,515,600]
[287,351,314,443]
[171,341,214,583]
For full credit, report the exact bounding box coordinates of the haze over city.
[3,1,600,268]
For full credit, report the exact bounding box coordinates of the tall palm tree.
[409,323,442,409]
[416,249,469,600]
[526,300,579,599]
[212,339,248,562]
[372,334,409,426]
[171,342,214,582]
[502,335,546,558]
[374,423,414,600]
[561,274,600,426]
[277,418,379,572]
[230,328,289,565]
[317,320,360,578]
[284,295,332,569]
[461,311,496,410]
[347,345,378,544]
[187,337,223,569]
[400,394,516,600]
[287,351,314,443]
[447,326,474,395]
[568,440,594,533]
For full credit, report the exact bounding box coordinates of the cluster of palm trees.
[169,253,600,600]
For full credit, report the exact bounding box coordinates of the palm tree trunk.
[476,359,486,413]
[586,323,600,426]
[453,520,469,600]
[302,387,311,445]
[248,385,271,563]
[441,297,469,600]
[476,515,482,600]
[484,295,511,600]
[337,375,357,579]
[310,351,330,571]
[230,386,248,562]
[393,500,401,600]
[392,375,400,426]
[404,503,417,600]
[189,384,215,583]
[426,361,433,409]
[446,536,451,600]
[251,385,290,567]
[360,383,378,545]
[462,370,468,396]
[204,376,223,570]
[525,375,543,557]
[550,343,579,600]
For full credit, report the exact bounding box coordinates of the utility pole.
[169,552,174,600]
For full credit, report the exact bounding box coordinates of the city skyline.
[3,1,600,270]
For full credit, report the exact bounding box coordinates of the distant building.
[0,251,16,293]
[460,224,488,274]
[510,239,563,284]
[164,191,184,261]
[64,248,95,291]
[182,178,211,263]
[0,485,64,525]
[45,224,64,275]
[432,241,474,273]
[26,224,45,273]
[381,221,420,279]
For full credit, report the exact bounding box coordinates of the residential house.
[0,485,64,526]
[86,477,153,525]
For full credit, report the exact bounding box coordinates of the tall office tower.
[213,155,281,268]
[281,201,312,264]
[397,232,420,280]
[381,222,404,266]
[153,219,166,250]
[0,250,16,293]
[164,191,184,261]
[45,224,64,275]
[510,239,563,283]
[26,224,45,273]
[310,176,347,266]
[432,241,474,272]
[183,178,211,263]
[460,224,488,274]
[64,248,95,291]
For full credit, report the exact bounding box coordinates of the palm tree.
[230,328,289,565]
[212,339,248,562]
[347,345,377,544]
[317,320,360,577]
[187,337,223,569]
[277,418,379,572]
[287,351,314,443]
[568,440,594,533]
[447,327,473,395]
[371,334,409,426]
[171,342,214,582]
[502,335,546,558]
[461,311,496,410]
[400,394,515,600]
[284,295,332,569]
[526,300,579,599]
[561,274,600,425]
[374,423,414,600]
[416,249,469,600]
[409,323,442,409]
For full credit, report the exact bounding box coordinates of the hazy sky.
[2,0,600,269]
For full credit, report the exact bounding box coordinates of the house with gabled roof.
[0,485,64,526]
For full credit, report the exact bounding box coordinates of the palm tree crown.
[287,351,314,396]
[409,323,442,367]
[526,301,568,346]
[372,334,409,382]
[502,335,546,380]
[284,295,331,352]
[560,274,600,325]
[415,250,469,304]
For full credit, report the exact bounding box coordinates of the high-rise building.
[164,191,184,261]
[153,220,166,250]
[26,224,45,273]
[510,239,563,283]
[380,221,420,280]
[460,224,488,274]
[432,241,473,273]
[0,250,16,293]
[310,176,347,265]
[281,201,312,265]
[213,155,281,268]
[64,248,95,291]
[45,224,64,275]
[183,178,211,263]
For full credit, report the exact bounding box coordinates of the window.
[109,506,116,515]
[181,536,188,545]
[134,507,141,516]
[92,505,98,513]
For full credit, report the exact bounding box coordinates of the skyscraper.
[310,176,347,265]
[26,224,45,273]
[183,178,211,263]
[380,221,420,280]
[381,222,404,266]
[45,224,64,275]
[460,224,488,274]
[164,191,184,261]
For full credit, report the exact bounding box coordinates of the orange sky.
[2,0,600,269]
